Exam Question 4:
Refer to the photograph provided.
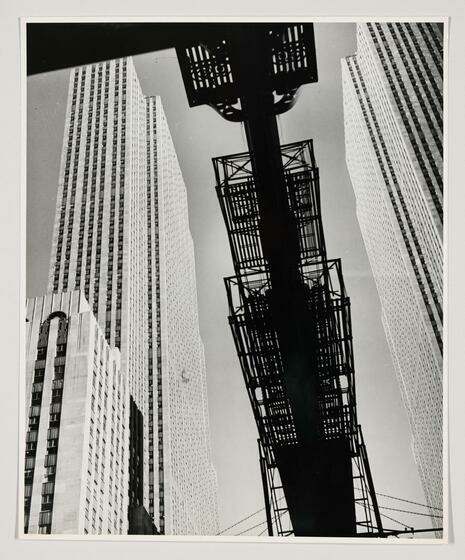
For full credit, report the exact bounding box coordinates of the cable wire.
[216,496,285,536]
[354,487,442,512]
[235,518,268,536]
[379,505,442,519]
[238,509,288,537]
[216,505,267,536]
[374,491,443,512]
[355,500,407,528]
[219,489,441,536]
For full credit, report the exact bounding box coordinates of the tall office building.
[341,23,443,527]
[24,292,129,535]
[25,57,218,535]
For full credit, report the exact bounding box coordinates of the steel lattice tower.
[177,24,384,536]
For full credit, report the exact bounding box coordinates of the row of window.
[368,25,443,216]
[417,23,443,74]
[24,321,51,532]
[75,66,97,287]
[356,50,443,325]
[62,68,87,292]
[25,317,68,534]
[386,23,442,153]
[92,64,111,316]
[53,72,80,290]
[105,69,124,342]
[399,24,442,114]
[348,58,443,352]
[145,106,156,517]
[39,318,68,534]
[115,87,127,346]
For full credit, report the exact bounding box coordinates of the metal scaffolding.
[177,24,318,121]
[215,140,384,536]
[177,22,385,536]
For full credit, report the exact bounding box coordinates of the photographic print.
[23,20,445,541]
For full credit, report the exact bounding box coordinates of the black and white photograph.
[20,18,445,542]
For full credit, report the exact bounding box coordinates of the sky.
[26,23,437,537]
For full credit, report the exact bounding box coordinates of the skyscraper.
[341,22,443,527]
[25,292,129,535]
[25,57,218,535]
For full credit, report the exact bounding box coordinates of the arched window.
[47,311,67,322]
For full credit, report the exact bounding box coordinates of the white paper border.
[17,12,449,546]
[1,2,462,558]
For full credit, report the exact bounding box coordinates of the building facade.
[341,23,443,527]
[25,57,218,535]
[24,291,129,535]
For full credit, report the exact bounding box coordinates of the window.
[26,430,38,443]
[34,369,45,382]
[52,388,62,400]
[42,494,54,507]
[29,405,41,417]
[44,454,57,467]
[50,402,61,414]
[52,379,64,390]
[47,427,59,440]
[42,481,55,495]
[39,510,52,526]
[47,439,58,450]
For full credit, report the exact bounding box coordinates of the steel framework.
[215,140,384,536]
[214,140,325,273]
[176,24,318,121]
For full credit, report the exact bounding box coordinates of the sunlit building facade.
[24,291,129,535]
[341,22,443,527]
[25,57,218,535]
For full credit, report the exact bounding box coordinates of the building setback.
[25,57,218,535]
[341,22,443,528]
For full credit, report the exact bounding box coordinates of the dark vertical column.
[127,396,158,535]
[233,27,321,445]
[128,396,144,533]
[24,319,50,533]
[258,440,274,536]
